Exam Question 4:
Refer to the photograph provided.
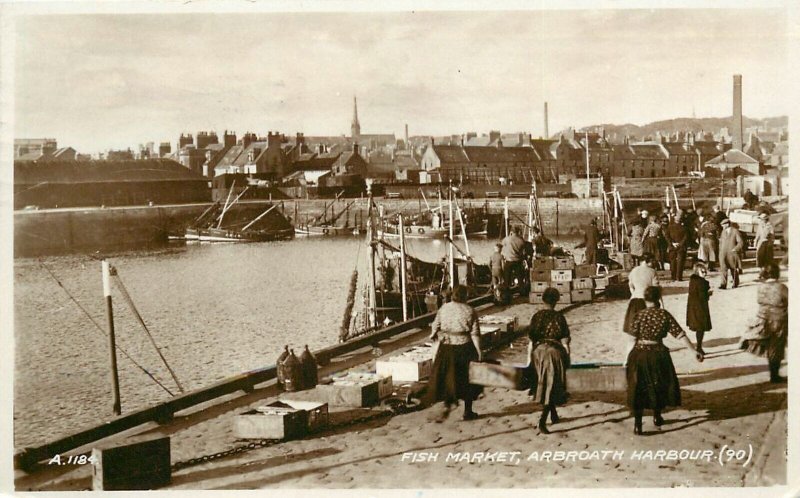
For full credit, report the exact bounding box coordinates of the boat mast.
[398,214,408,321]
[504,195,509,237]
[216,180,237,229]
[367,187,377,327]
[448,182,455,289]
[240,203,277,231]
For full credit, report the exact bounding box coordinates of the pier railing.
[14,293,493,471]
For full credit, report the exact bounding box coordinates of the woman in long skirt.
[740,263,788,383]
[623,254,659,364]
[686,262,712,354]
[627,286,703,434]
[426,285,483,422]
[642,215,663,270]
[528,288,571,434]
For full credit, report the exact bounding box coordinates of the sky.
[11,6,791,154]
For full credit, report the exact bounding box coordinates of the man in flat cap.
[718,218,744,289]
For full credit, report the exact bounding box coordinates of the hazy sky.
[13,7,789,154]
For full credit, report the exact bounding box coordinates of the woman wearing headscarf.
[527,287,571,434]
[740,263,788,383]
[627,286,703,435]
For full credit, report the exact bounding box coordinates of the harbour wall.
[14,198,605,257]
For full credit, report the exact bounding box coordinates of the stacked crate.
[530,256,597,305]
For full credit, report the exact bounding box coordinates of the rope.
[110,268,185,394]
[38,259,175,397]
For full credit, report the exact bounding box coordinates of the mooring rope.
[38,259,175,397]
[110,268,185,394]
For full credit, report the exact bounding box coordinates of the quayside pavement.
[18,265,787,490]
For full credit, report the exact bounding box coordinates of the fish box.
[572,277,595,290]
[550,269,574,282]
[376,350,433,382]
[529,292,545,304]
[479,324,501,348]
[532,281,549,293]
[315,372,393,407]
[274,400,329,433]
[593,273,620,290]
[612,252,635,270]
[532,256,554,270]
[570,288,594,302]
[567,365,626,392]
[552,280,572,294]
[553,257,575,270]
[234,406,308,440]
[559,292,573,304]
[574,264,596,278]
[92,438,171,491]
[479,314,518,333]
[530,269,551,282]
[468,361,532,390]
[738,222,754,233]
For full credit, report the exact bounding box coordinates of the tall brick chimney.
[732,74,743,150]
[544,101,549,138]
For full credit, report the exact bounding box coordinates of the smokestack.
[405,124,409,148]
[544,102,549,138]
[732,74,743,150]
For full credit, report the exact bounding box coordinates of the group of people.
[425,238,786,435]
[490,226,556,290]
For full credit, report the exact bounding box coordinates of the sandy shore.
[17,263,787,490]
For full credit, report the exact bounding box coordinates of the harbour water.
[13,234,581,448]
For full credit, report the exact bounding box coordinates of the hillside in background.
[573,115,788,142]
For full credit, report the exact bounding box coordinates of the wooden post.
[102,260,122,416]
[556,201,559,236]
[399,215,408,321]
[448,185,455,289]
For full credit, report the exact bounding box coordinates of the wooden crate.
[574,264,595,278]
[532,256,554,270]
[530,269,551,282]
[570,288,594,302]
[271,400,329,433]
[567,366,626,392]
[315,373,393,407]
[559,292,573,304]
[552,280,572,294]
[234,407,308,440]
[593,273,620,290]
[553,257,576,270]
[376,353,432,382]
[92,438,171,491]
[529,292,545,304]
[532,281,549,293]
[479,324,501,348]
[550,269,574,282]
[468,362,531,390]
[479,314,518,333]
[572,277,595,290]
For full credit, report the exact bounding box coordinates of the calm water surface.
[14,235,580,447]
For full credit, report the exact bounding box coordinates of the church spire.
[351,95,361,140]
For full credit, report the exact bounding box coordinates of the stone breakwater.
[13,198,604,257]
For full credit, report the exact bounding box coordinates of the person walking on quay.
[642,215,664,270]
[628,217,646,266]
[627,286,704,435]
[527,287,571,434]
[665,212,688,282]
[657,215,670,270]
[583,219,601,266]
[489,242,505,287]
[686,262,712,355]
[754,212,775,270]
[501,226,527,289]
[426,285,483,421]
[740,263,788,383]
[718,218,744,289]
[697,211,719,271]
[623,254,659,364]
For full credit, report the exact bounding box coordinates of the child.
[686,262,712,354]
[489,243,505,286]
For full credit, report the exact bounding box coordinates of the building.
[349,96,396,149]
[14,139,77,162]
[704,149,763,177]
[332,143,368,177]
[14,159,210,209]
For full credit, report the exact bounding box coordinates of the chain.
[170,398,420,472]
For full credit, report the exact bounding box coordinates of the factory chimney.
[732,74,743,151]
[544,102,549,139]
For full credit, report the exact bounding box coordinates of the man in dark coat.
[583,219,601,265]
[686,262,712,355]
[665,213,688,282]
[718,218,744,289]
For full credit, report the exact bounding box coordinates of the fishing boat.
[293,192,363,236]
[182,181,294,242]
[378,187,490,239]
